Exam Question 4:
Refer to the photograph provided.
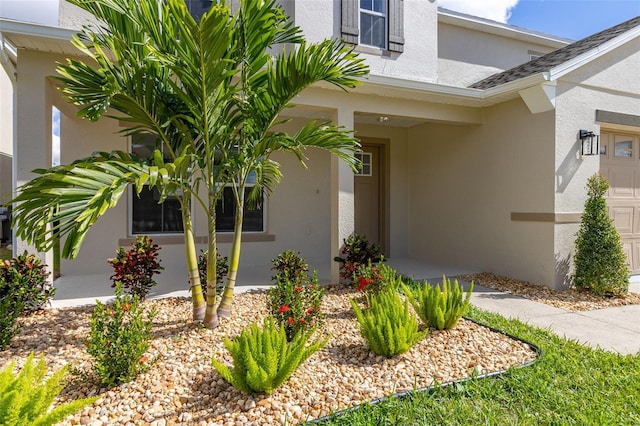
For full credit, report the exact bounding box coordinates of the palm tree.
[9,0,368,328]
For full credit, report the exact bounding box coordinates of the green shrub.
[0,353,97,426]
[334,233,382,284]
[0,252,53,314]
[107,235,163,299]
[0,296,22,350]
[85,282,156,387]
[402,276,473,330]
[267,251,325,341]
[353,258,401,294]
[271,250,309,283]
[196,249,229,298]
[574,174,629,296]
[212,317,329,394]
[350,289,427,358]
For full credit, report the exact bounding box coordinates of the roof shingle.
[469,16,640,90]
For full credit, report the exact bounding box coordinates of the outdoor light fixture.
[377,116,389,123]
[579,130,599,156]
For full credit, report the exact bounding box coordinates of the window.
[614,140,633,158]
[216,183,265,233]
[342,0,404,53]
[131,134,184,234]
[184,0,212,22]
[360,0,387,49]
[355,151,373,176]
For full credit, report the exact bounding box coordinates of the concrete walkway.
[50,258,640,355]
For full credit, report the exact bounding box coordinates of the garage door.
[600,131,640,273]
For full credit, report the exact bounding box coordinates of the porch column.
[14,50,55,276]
[331,107,356,282]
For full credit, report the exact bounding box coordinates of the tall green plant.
[574,174,629,296]
[211,317,328,394]
[0,353,97,426]
[9,0,368,329]
[402,277,473,330]
[350,289,427,358]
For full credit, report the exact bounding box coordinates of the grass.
[312,306,640,425]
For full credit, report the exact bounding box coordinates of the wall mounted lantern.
[579,130,599,156]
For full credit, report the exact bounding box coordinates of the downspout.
[0,34,17,256]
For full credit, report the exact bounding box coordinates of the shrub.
[402,276,473,330]
[353,258,401,294]
[108,235,163,299]
[86,282,156,387]
[271,250,309,283]
[196,250,229,298]
[0,251,53,314]
[574,174,629,296]
[333,233,382,284]
[350,289,427,358]
[267,251,324,341]
[0,296,22,350]
[211,317,329,394]
[0,353,97,426]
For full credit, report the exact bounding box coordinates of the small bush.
[86,282,156,387]
[211,317,329,394]
[196,250,229,298]
[0,251,53,314]
[0,353,97,426]
[334,233,382,284]
[353,258,401,294]
[108,235,163,299]
[271,250,309,284]
[0,296,22,350]
[574,174,629,296]
[267,251,324,341]
[402,276,473,330]
[350,289,427,358]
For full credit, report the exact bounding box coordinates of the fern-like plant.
[211,317,329,394]
[402,276,473,330]
[0,353,97,426]
[350,289,427,358]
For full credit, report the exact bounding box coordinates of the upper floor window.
[341,0,404,53]
[360,0,387,49]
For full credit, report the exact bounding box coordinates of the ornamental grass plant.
[350,288,427,358]
[402,276,473,330]
[211,317,329,394]
[0,353,97,426]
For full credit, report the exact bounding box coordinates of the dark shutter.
[388,0,404,52]
[341,0,359,45]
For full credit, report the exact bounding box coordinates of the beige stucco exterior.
[1,1,639,291]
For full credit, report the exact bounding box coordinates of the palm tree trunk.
[203,192,220,328]
[183,208,206,322]
[217,188,244,319]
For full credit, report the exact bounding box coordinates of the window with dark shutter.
[341,0,404,53]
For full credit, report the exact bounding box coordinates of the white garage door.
[600,131,640,274]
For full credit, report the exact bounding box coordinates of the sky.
[439,0,640,40]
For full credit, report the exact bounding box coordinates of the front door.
[354,143,384,251]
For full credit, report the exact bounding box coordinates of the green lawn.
[312,307,640,425]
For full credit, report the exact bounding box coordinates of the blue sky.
[439,0,640,40]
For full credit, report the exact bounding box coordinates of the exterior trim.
[341,0,359,45]
[119,234,275,246]
[596,110,640,128]
[388,0,404,52]
[511,212,582,223]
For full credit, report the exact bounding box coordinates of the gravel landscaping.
[462,272,640,311]
[0,284,536,426]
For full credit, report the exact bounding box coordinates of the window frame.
[129,134,187,236]
[359,1,388,50]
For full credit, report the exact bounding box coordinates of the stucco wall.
[407,98,558,286]
[291,0,438,83]
[552,40,640,285]
[438,23,559,87]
